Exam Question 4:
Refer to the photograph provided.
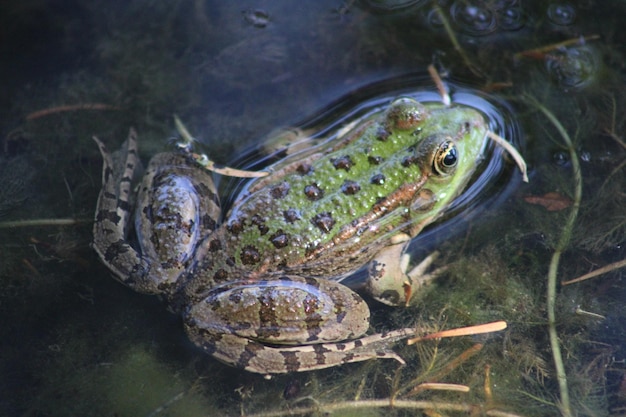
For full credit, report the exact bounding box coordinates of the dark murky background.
[1,1,625,416]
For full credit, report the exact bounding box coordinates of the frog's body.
[93,97,488,374]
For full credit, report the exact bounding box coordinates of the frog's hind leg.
[191,330,413,375]
[92,130,156,294]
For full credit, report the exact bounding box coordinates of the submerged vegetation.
[1,1,626,416]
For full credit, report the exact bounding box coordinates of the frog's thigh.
[184,277,370,345]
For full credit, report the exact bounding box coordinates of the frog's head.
[365,100,489,307]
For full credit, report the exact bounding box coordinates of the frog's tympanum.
[93,96,488,374]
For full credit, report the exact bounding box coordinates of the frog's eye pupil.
[443,146,457,166]
[433,141,457,175]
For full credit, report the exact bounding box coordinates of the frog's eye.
[433,141,458,175]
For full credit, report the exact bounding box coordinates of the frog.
[92,95,489,374]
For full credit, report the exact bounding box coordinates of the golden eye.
[433,141,457,175]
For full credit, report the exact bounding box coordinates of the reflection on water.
[1,1,625,416]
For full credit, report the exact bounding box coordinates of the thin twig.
[514,35,600,60]
[561,258,626,285]
[25,103,120,121]
[0,218,88,228]
[407,321,507,345]
[432,2,485,78]
[245,399,526,417]
[486,131,529,182]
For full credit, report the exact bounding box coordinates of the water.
[1,1,625,416]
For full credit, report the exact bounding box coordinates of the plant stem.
[526,95,582,417]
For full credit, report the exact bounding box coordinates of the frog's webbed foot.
[365,235,446,306]
[92,131,161,294]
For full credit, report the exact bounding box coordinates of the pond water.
[1,1,625,416]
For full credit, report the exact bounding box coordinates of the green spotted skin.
[92,97,488,374]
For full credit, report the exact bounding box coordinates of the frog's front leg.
[365,235,444,306]
[183,276,413,374]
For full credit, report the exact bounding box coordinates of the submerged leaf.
[523,192,573,211]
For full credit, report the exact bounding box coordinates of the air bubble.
[499,7,525,31]
[546,46,597,90]
[451,1,497,36]
[547,3,576,26]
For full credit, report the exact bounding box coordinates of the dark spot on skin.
[226,257,236,267]
[303,276,321,289]
[281,351,301,372]
[213,268,229,283]
[103,239,129,263]
[193,182,219,205]
[296,163,313,175]
[193,284,207,295]
[103,166,114,182]
[117,199,132,213]
[202,214,217,230]
[283,208,301,223]
[270,181,290,199]
[330,155,353,171]
[228,288,244,304]
[240,245,261,265]
[336,310,347,323]
[341,352,356,363]
[236,341,264,370]
[401,154,419,167]
[251,214,269,235]
[304,183,324,201]
[376,125,390,141]
[311,212,335,233]
[103,191,117,200]
[269,230,289,248]
[368,155,383,165]
[353,339,363,348]
[336,343,346,351]
[370,173,385,185]
[313,344,331,365]
[227,217,245,234]
[208,238,222,252]
[96,209,122,225]
[341,180,361,195]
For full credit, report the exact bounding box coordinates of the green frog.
[92,96,489,374]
